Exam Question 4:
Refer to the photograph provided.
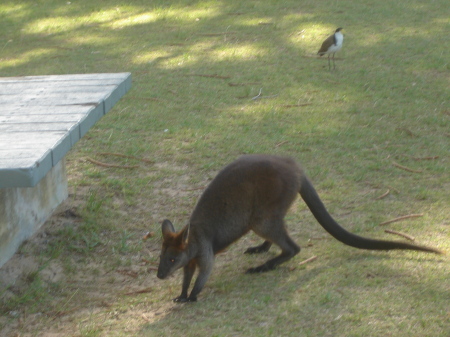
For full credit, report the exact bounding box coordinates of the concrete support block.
[0,160,68,268]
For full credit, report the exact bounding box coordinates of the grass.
[0,0,449,336]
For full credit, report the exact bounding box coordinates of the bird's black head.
[336,27,343,32]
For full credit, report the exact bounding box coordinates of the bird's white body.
[328,31,343,54]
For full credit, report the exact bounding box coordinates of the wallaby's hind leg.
[246,219,300,273]
[245,240,272,254]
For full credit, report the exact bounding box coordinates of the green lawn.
[1,0,449,336]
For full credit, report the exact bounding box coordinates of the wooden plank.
[0,114,87,123]
[0,123,78,132]
[0,72,131,188]
[0,73,131,83]
[0,104,98,116]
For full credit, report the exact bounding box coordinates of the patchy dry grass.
[1,0,449,336]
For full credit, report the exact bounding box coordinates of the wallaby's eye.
[170,258,175,263]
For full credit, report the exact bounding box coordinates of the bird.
[318,27,343,70]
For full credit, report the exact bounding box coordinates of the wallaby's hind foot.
[245,241,272,254]
[246,243,301,274]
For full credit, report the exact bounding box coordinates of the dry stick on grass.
[51,307,80,321]
[124,287,153,296]
[302,54,345,60]
[198,32,237,36]
[97,152,154,164]
[379,214,424,226]
[392,161,423,173]
[252,88,263,100]
[387,185,400,194]
[289,256,318,271]
[410,156,439,161]
[375,189,390,200]
[117,269,139,278]
[85,157,139,169]
[281,103,313,108]
[228,82,261,86]
[298,256,318,266]
[275,140,289,147]
[395,127,415,137]
[142,232,155,240]
[186,74,231,79]
[251,88,279,100]
[384,229,415,241]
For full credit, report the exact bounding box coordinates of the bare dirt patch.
[0,194,167,336]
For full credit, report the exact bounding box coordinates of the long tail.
[299,177,443,254]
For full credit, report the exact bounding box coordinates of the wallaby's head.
[157,219,190,280]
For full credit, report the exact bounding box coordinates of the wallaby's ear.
[182,224,190,245]
[161,219,175,239]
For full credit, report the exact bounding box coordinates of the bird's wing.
[318,34,334,55]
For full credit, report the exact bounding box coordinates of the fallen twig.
[392,161,423,173]
[275,140,289,147]
[375,189,390,200]
[198,32,237,36]
[85,157,139,169]
[302,54,344,60]
[117,269,139,278]
[396,127,415,137]
[298,256,318,266]
[384,229,415,241]
[50,307,80,321]
[228,82,261,86]
[97,152,153,164]
[281,103,312,108]
[124,287,153,296]
[252,88,263,100]
[251,88,279,100]
[142,232,155,240]
[410,156,439,161]
[186,73,231,79]
[379,214,424,226]
[387,185,400,194]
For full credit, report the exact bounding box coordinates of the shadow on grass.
[1,1,448,335]
[140,247,448,336]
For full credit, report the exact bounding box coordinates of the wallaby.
[157,154,442,302]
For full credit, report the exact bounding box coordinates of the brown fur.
[157,155,442,302]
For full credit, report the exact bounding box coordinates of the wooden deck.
[0,73,131,188]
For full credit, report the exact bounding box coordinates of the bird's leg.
[327,54,331,70]
[332,53,336,70]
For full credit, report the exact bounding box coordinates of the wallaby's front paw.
[173,296,188,303]
[173,296,197,303]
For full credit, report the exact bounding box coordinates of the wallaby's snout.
[156,270,165,279]
[156,260,172,280]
